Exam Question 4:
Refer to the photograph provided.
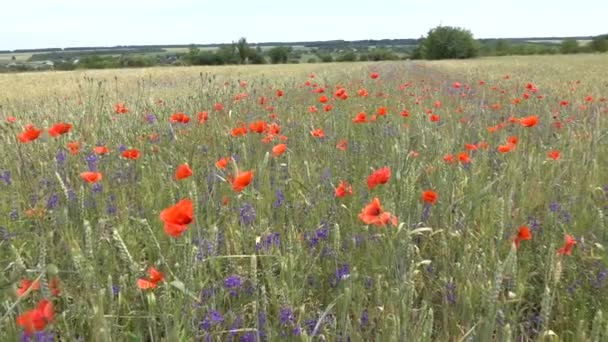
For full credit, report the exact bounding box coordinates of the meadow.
[1,54,608,341]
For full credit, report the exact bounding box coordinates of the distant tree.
[560,39,580,54]
[419,26,479,59]
[495,39,511,56]
[368,48,399,61]
[248,48,266,64]
[590,35,608,52]
[317,53,334,62]
[11,55,16,61]
[236,37,251,64]
[306,57,318,63]
[267,46,290,63]
[336,50,357,62]
[217,44,240,64]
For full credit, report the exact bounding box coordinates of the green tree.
[590,35,608,52]
[419,26,479,60]
[560,39,580,54]
[336,50,357,62]
[267,46,290,63]
[495,39,511,56]
[236,37,251,64]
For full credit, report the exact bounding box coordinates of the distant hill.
[0,36,600,54]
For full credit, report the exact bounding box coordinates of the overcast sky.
[1,0,606,50]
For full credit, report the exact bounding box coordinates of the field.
[1,54,608,341]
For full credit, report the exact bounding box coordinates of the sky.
[1,0,606,50]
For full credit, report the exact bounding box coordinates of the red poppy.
[170,112,190,124]
[17,279,40,297]
[276,89,284,97]
[214,103,224,111]
[231,125,248,137]
[249,120,267,134]
[310,128,325,138]
[400,109,410,117]
[497,144,515,153]
[453,81,461,89]
[319,95,328,103]
[370,72,379,79]
[18,125,43,143]
[16,299,54,335]
[175,163,193,180]
[358,88,369,97]
[137,267,165,290]
[272,143,287,157]
[160,199,193,238]
[443,154,455,164]
[513,226,532,248]
[358,198,397,227]
[80,171,103,183]
[557,234,576,255]
[198,111,209,124]
[67,141,80,155]
[367,167,391,190]
[465,143,478,151]
[422,190,438,205]
[458,152,471,164]
[520,116,538,127]
[429,114,440,122]
[547,150,561,160]
[377,106,387,116]
[122,149,141,160]
[114,103,129,114]
[352,112,367,123]
[93,146,110,155]
[336,139,348,151]
[48,122,73,137]
[308,105,318,113]
[335,181,353,198]
[6,116,17,123]
[559,100,569,107]
[215,157,232,169]
[231,170,253,192]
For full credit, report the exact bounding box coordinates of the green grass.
[1,56,607,341]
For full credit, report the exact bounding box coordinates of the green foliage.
[560,39,580,54]
[267,46,291,64]
[367,48,399,61]
[419,25,479,59]
[336,50,357,62]
[317,53,334,62]
[590,36,608,52]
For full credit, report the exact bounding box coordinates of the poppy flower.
[377,106,387,116]
[453,81,461,89]
[520,116,538,127]
[513,225,532,248]
[175,163,193,180]
[214,103,224,111]
[6,116,17,123]
[358,198,397,227]
[170,112,190,124]
[507,136,518,145]
[559,100,569,107]
[319,96,328,103]
[458,152,471,164]
[18,125,43,143]
[198,111,209,124]
[370,72,379,79]
[272,143,287,157]
[465,143,477,151]
[231,125,248,137]
[249,120,267,134]
[16,299,54,335]
[48,123,73,137]
[93,146,110,155]
[122,149,141,160]
[547,150,561,160]
[231,170,253,192]
[557,234,576,255]
[80,171,103,183]
[67,141,80,155]
[137,267,165,290]
[335,181,353,198]
[276,89,284,97]
[215,157,232,169]
[358,88,369,97]
[422,190,438,205]
[367,167,391,190]
[497,144,515,153]
[353,112,367,123]
[400,109,410,117]
[114,103,128,114]
[17,279,40,297]
[308,105,318,113]
[310,128,325,138]
[429,114,440,122]
[336,139,348,151]
[160,199,193,238]
[443,154,455,164]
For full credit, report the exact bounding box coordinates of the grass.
[1,55,607,341]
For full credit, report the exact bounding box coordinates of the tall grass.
[1,56,607,340]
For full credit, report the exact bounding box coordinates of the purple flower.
[360,309,369,328]
[273,188,285,208]
[145,113,156,123]
[238,203,256,226]
[549,202,561,212]
[21,330,54,342]
[92,183,103,193]
[256,232,280,251]
[112,285,120,296]
[194,239,215,261]
[200,310,224,331]
[446,281,457,305]
[224,274,242,296]
[46,194,59,210]
[279,307,295,325]
[86,153,99,171]
[421,203,432,222]
[0,170,11,185]
[330,264,350,287]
